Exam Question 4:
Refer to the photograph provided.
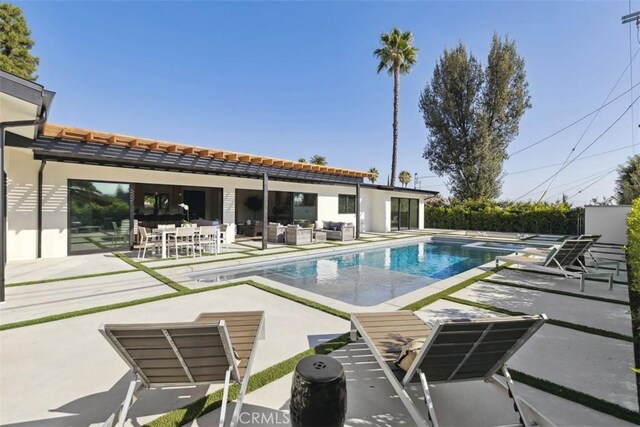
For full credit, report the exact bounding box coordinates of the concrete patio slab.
[0,271,173,324]
[510,324,638,412]
[414,299,638,412]
[493,268,630,302]
[0,285,348,427]
[453,281,632,336]
[6,252,133,284]
[190,339,633,427]
[144,250,251,268]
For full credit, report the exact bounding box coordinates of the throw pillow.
[395,338,426,372]
[323,220,332,230]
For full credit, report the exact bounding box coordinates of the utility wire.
[514,92,640,201]
[527,167,616,199]
[509,54,640,158]
[537,46,640,201]
[631,0,637,154]
[506,143,635,176]
[566,168,619,201]
[544,167,618,200]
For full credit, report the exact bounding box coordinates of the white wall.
[6,151,363,260]
[361,188,424,233]
[6,147,39,260]
[584,205,632,245]
[6,148,427,260]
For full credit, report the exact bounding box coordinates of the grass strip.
[0,291,180,332]
[481,278,629,305]
[1,276,348,331]
[146,334,351,427]
[244,279,349,320]
[6,269,137,287]
[443,295,634,342]
[400,265,507,311]
[508,369,640,424]
[84,236,112,250]
[114,252,189,292]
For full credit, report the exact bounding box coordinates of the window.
[338,194,356,214]
[143,193,169,213]
[292,192,317,223]
[69,180,131,254]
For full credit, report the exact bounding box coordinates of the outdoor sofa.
[350,310,551,427]
[100,311,265,427]
[315,220,355,241]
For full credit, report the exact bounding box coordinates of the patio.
[0,230,637,426]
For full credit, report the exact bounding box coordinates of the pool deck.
[1,229,637,426]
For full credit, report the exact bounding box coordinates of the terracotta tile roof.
[40,123,373,179]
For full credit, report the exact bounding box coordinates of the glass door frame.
[390,197,420,231]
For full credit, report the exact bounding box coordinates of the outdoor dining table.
[152,227,221,259]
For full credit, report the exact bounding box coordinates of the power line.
[544,167,618,200]
[631,0,637,154]
[509,58,640,158]
[566,168,619,200]
[537,45,639,201]
[514,92,640,201]
[506,143,635,176]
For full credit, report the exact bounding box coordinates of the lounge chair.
[518,234,621,273]
[100,311,265,427]
[350,311,550,427]
[496,239,615,291]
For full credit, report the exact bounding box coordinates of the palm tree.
[374,27,418,187]
[309,155,327,165]
[368,167,379,184]
[398,170,411,188]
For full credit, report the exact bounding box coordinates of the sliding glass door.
[69,180,131,254]
[390,197,419,231]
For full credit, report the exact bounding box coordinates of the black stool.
[290,354,347,427]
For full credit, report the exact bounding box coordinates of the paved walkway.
[1,232,637,426]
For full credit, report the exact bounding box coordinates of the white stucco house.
[0,70,438,265]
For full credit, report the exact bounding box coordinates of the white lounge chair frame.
[350,312,549,427]
[100,312,265,427]
[496,239,614,291]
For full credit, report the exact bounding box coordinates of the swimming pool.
[197,241,504,306]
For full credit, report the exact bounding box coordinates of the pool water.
[199,242,504,306]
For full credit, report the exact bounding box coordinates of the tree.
[297,157,307,163]
[368,167,379,184]
[616,154,640,204]
[398,170,411,188]
[309,155,327,165]
[244,196,263,222]
[374,27,418,187]
[420,34,531,200]
[0,3,38,80]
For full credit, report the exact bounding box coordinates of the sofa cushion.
[323,220,332,230]
[315,220,323,230]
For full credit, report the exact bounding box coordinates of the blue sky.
[17,1,640,205]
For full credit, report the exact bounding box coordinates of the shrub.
[424,199,584,235]
[625,198,640,402]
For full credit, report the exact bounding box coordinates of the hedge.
[424,200,584,234]
[625,198,640,404]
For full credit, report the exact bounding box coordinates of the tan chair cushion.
[395,338,426,372]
